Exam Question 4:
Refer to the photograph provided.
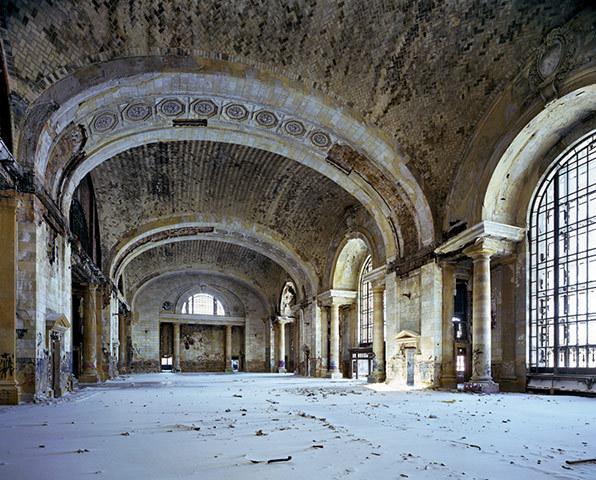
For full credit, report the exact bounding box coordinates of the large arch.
[109,218,317,297]
[20,60,435,257]
[445,11,596,231]
[132,269,271,317]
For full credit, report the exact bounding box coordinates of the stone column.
[80,283,99,383]
[118,313,127,374]
[328,303,342,378]
[278,319,287,373]
[369,283,386,383]
[173,323,181,372]
[463,240,499,393]
[225,325,232,372]
[0,193,20,404]
[440,262,457,388]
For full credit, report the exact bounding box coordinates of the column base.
[79,372,100,384]
[278,367,287,373]
[464,380,499,393]
[0,383,21,405]
[327,371,343,379]
[440,375,458,389]
[367,369,386,383]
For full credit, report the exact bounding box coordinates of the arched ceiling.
[124,239,289,309]
[134,271,270,320]
[1,0,585,225]
[91,140,371,288]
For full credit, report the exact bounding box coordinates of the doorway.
[50,332,62,396]
[160,323,174,371]
[406,348,415,386]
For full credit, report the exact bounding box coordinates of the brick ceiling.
[1,0,585,220]
[123,239,289,303]
[91,140,366,282]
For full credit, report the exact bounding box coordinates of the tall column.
[80,283,99,383]
[0,193,20,404]
[328,303,342,378]
[118,313,127,374]
[225,325,232,372]
[95,287,106,381]
[173,323,181,372]
[369,283,386,383]
[440,262,457,388]
[278,320,287,373]
[463,240,499,393]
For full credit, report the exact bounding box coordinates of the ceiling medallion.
[255,110,278,128]
[192,99,218,117]
[92,112,117,133]
[159,98,185,117]
[538,38,563,79]
[124,103,152,121]
[310,130,331,148]
[225,103,249,121]
[284,120,306,137]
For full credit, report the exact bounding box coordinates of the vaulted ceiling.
[1,0,592,313]
[123,239,288,308]
[91,140,371,289]
[1,0,585,217]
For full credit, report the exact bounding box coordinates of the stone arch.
[109,218,315,299]
[446,12,596,231]
[18,59,435,258]
[330,237,371,291]
[483,87,596,228]
[174,284,244,317]
[132,269,270,318]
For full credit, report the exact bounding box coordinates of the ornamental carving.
[225,103,249,121]
[159,98,185,117]
[92,112,118,133]
[192,99,218,117]
[255,110,278,128]
[310,130,331,148]
[529,25,577,93]
[124,103,152,121]
[284,120,306,137]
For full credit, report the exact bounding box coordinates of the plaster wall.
[386,261,443,388]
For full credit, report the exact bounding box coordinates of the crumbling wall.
[386,261,442,388]
[15,194,72,401]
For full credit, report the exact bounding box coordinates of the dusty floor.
[0,373,594,479]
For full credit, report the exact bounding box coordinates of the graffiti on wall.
[0,353,15,379]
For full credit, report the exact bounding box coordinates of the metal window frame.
[529,132,596,374]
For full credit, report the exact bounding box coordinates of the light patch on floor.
[0,373,594,479]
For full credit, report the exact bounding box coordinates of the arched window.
[359,256,373,345]
[529,131,596,373]
[181,293,225,316]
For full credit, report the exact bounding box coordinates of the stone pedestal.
[173,323,181,372]
[463,241,499,393]
[368,283,386,383]
[0,193,21,404]
[225,325,233,372]
[80,284,100,383]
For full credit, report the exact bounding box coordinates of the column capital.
[463,238,498,260]
[316,289,357,307]
[371,282,385,294]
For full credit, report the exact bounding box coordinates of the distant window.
[359,256,373,345]
[529,131,596,372]
[181,293,225,316]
